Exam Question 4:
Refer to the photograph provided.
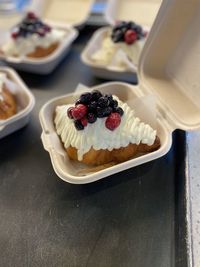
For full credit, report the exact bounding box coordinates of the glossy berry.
[102,107,113,117]
[87,113,97,123]
[81,117,88,127]
[124,29,137,44]
[11,31,19,39]
[88,101,97,112]
[115,107,124,116]
[80,92,92,104]
[75,99,82,106]
[98,96,109,108]
[74,120,84,131]
[91,90,102,101]
[96,107,105,118]
[44,25,51,32]
[71,104,87,120]
[67,107,74,119]
[105,113,121,131]
[112,29,124,43]
[27,12,37,19]
[110,99,118,108]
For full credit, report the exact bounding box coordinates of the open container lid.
[138,0,200,131]
[104,0,162,27]
[31,0,94,27]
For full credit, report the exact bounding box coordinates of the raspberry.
[81,117,88,127]
[67,107,74,119]
[71,104,87,120]
[124,29,137,44]
[11,31,19,39]
[27,12,37,20]
[105,113,121,131]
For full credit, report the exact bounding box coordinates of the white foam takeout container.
[0,67,35,139]
[0,0,94,74]
[39,0,200,184]
[81,0,162,82]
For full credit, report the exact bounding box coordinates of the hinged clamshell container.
[0,0,94,74]
[40,0,200,184]
[81,0,162,81]
[0,67,35,139]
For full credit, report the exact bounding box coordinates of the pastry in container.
[54,90,160,166]
[0,12,66,59]
[90,21,147,68]
[0,72,17,120]
[0,12,78,74]
[0,67,35,139]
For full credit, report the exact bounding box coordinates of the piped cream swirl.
[54,96,156,161]
[1,28,66,57]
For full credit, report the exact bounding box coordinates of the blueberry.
[115,107,124,116]
[102,107,113,117]
[109,99,118,108]
[74,120,84,130]
[80,92,92,104]
[98,96,110,108]
[87,113,97,123]
[128,21,136,30]
[88,101,97,112]
[134,25,142,35]
[111,29,124,43]
[113,21,127,31]
[91,90,102,101]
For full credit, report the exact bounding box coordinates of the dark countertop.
[0,26,188,267]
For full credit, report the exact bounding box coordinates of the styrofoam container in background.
[40,0,200,184]
[0,24,78,74]
[81,0,162,82]
[0,0,94,74]
[0,67,35,139]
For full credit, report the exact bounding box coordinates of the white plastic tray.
[0,24,78,74]
[39,82,172,184]
[81,0,162,81]
[0,67,35,139]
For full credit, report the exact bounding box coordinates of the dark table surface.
[0,26,188,267]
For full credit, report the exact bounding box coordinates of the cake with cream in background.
[54,90,160,166]
[91,21,147,67]
[0,12,66,58]
[0,73,16,120]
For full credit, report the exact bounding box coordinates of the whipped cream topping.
[91,33,145,66]
[54,96,156,161]
[1,28,66,57]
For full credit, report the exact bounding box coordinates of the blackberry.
[98,96,110,108]
[88,101,98,112]
[102,107,113,117]
[80,92,92,104]
[96,107,105,118]
[91,90,102,101]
